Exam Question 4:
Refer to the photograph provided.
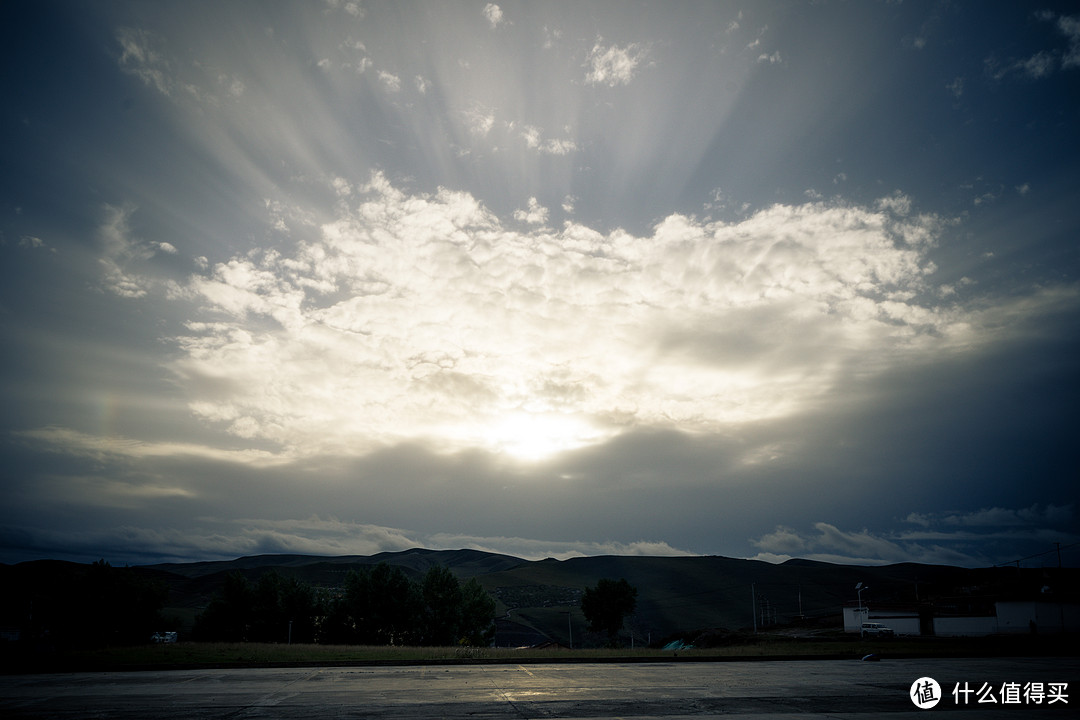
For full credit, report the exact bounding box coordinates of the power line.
[994,541,1080,569]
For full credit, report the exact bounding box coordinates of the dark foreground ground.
[2,657,1077,719]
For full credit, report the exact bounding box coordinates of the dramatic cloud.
[751,505,1079,567]
[521,125,577,156]
[585,39,648,87]
[99,204,159,299]
[16,425,285,468]
[483,4,504,30]
[82,177,1014,466]
[45,174,1061,482]
[465,106,496,137]
[2,2,1077,567]
[984,13,1080,81]
[1061,15,1080,68]
[18,236,48,250]
[378,70,401,92]
[116,27,171,97]
[512,195,549,225]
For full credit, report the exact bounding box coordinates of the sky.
[2,0,1079,569]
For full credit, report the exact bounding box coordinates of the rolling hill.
[4,549,1070,647]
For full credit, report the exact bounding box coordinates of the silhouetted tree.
[340,563,421,645]
[279,575,320,644]
[369,563,421,644]
[420,565,463,645]
[249,571,285,641]
[250,572,315,642]
[581,578,637,647]
[317,594,355,645]
[75,560,167,646]
[196,571,322,643]
[13,559,169,648]
[333,563,496,646]
[224,562,498,647]
[459,577,497,646]
[194,571,254,641]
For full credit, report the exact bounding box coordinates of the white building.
[995,601,1080,634]
[843,600,1080,636]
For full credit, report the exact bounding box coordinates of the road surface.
[2,656,1076,718]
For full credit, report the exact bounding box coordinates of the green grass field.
[8,633,1074,673]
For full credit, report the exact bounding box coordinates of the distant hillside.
[5,549,1073,647]
[475,554,971,646]
[146,548,525,581]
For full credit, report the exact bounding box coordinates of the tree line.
[1,560,168,651]
[194,563,497,646]
[3,558,638,651]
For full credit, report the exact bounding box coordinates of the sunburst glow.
[476,411,607,461]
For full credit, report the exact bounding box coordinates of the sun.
[479,410,604,462]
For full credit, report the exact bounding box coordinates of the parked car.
[150,631,177,643]
[860,622,894,637]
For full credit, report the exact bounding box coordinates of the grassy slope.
[477,555,975,644]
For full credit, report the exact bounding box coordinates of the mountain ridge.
[6,547,1070,647]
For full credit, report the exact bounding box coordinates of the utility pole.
[752,583,757,633]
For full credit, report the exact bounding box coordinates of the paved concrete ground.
[1,657,1077,718]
